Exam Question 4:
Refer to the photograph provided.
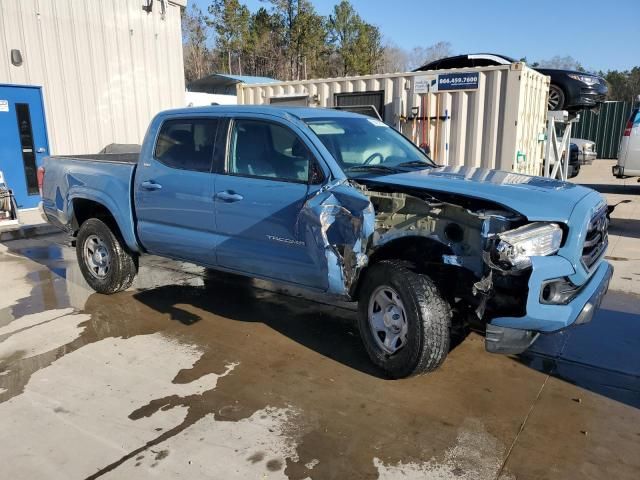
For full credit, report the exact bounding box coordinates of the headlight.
[567,74,599,86]
[494,223,563,269]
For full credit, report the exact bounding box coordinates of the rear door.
[214,116,328,289]
[0,85,50,208]
[135,116,224,264]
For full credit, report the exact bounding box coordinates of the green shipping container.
[572,101,633,159]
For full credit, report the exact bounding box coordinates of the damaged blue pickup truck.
[41,106,612,378]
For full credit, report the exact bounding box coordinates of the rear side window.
[154,118,218,172]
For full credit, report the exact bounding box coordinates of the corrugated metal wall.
[238,64,549,175]
[572,101,633,159]
[0,0,186,155]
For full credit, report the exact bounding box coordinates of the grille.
[581,205,608,270]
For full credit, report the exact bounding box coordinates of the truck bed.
[41,154,140,252]
[53,153,139,164]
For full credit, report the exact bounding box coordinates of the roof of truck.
[159,105,365,120]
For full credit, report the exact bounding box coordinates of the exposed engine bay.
[354,181,534,325]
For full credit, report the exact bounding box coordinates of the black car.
[536,68,607,111]
[414,54,608,112]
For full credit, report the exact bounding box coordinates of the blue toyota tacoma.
[40,106,612,378]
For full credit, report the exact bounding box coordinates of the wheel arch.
[351,235,454,301]
[70,198,139,253]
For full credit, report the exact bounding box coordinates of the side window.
[154,118,218,172]
[228,119,311,182]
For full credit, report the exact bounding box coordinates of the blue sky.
[190,0,639,71]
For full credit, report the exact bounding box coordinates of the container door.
[0,85,50,209]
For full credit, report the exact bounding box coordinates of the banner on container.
[437,72,479,91]
[414,73,479,93]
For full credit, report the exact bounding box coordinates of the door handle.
[215,191,243,202]
[140,180,162,191]
[36,147,46,154]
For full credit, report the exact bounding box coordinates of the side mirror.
[308,161,325,185]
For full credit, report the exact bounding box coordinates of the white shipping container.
[238,64,550,175]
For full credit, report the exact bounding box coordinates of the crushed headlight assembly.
[567,74,599,86]
[494,223,563,270]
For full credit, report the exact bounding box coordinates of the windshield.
[304,117,436,176]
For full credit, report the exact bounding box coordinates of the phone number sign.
[437,72,479,91]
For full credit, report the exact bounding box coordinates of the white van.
[613,105,640,178]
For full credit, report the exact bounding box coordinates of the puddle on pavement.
[1,235,639,479]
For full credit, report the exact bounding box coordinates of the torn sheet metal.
[299,182,375,296]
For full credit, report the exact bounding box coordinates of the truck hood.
[359,166,594,222]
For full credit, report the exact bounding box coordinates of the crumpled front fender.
[299,182,375,296]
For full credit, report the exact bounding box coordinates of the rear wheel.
[548,85,566,111]
[76,218,137,294]
[357,260,451,378]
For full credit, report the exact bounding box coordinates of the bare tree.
[379,42,409,73]
[407,41,453,70]
[537,55,584,71]
[182,5,212,82]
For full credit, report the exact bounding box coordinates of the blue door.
[134,116,221,265]
[0,85,50,209]
[215,117,328,290]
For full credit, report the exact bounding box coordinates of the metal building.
[238,63,550,175]
[0,0,186,208]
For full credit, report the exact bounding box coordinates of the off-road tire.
[76,218,137,294]
[357,260,451,378]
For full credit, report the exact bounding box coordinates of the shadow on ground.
[608,218,640,240]
[516,290,640,409]
[579,183,640,195]
[6,235,639,410]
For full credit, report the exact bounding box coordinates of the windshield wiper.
[345,165,403,174]
[396,160,436,168]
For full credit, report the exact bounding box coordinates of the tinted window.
[15,103,38,195]
[228,119,310,182]
[154,119,218,172]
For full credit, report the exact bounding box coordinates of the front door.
[0,85,50,209]
[215,117,328,290]
[134,116,222,265]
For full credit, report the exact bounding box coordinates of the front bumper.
[565,81,608,109]
[579,151,597,165]
[486,260,613,354]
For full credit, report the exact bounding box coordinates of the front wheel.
[76,218,138,294]
[357,260,452,378]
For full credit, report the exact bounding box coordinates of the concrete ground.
[572,159,640,293]
[0,160,638,480]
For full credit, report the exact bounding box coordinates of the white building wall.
[0,0,186,155]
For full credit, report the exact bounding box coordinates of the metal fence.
[572,101,633,159]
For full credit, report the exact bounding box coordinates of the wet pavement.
[0,233,639,480]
